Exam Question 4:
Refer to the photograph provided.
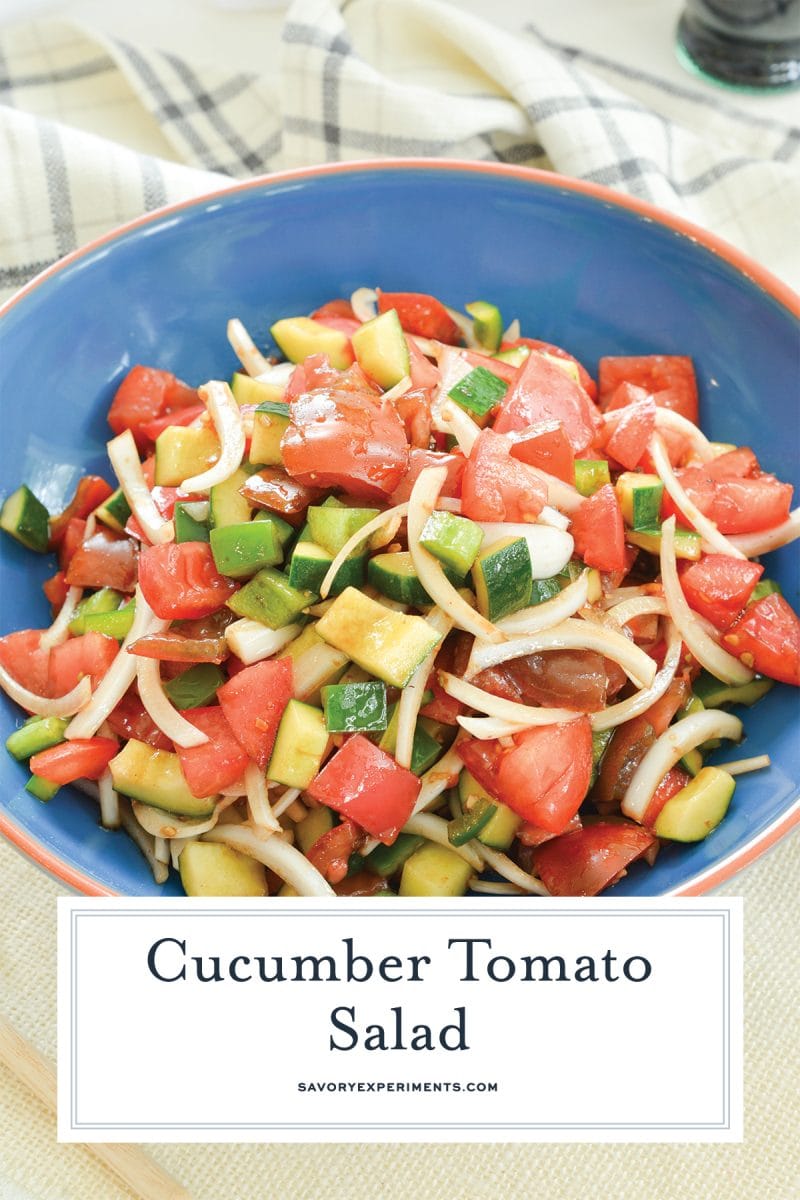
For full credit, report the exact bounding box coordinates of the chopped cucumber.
[316,587,443,688]
[295,805,335,855]
[351,308,410,389]
[210,520,283,579]
[250,399,290,467]
[616,472,664,530]
[93,487,131,533]
[449,795,497,846]
[589,728,614,787]
[419,510,483,576]
[6,716,69,762]
[228,566,314,628]
[154,426,219,487]
[288,538,365,596]
[322,680,388,733]
[379,704,443,776]
[26,775,60,802]
[230,372,284,408]
[457,769,520,849]
[179,842,267,896]
[368,550,463,607]
[209,466,254,529]
[465,301,503,353]
[494,346,529,367]
[164,664,225,710]
[692,671,773,709]
[574,460,611,497]
[680,748,704,777]
[253,510,294,547]
[109,739,216,818]
[69,588,124,635]
[267,700,329,788]
[653,767,735,842]
[627,525,701,560]
[558,561,603,602]
[0,484,49,552]
[529,577,562,605]
[271,316,352,370]
[471,536,532,622]
[307,504,379,556]
[448,366,507,417]
[83,599,136,641]
[399,842,472,897]
[749,578,782,604]
[367,833,425,878]
[174,502,210,543]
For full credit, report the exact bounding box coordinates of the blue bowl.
[1,161,797,896]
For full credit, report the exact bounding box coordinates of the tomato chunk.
[30,737,117,785]
[508,420,575,484]
[138,543,238,620]
[390,448,464,505]
[58,517,87,572]
[43,571,69,612]
[377,291,461,344]
[307,820,365,885]
[107,688,172,751]
[533,821,656,896]
[461,429,547,522]
[723,594,800,686]
[127,632,227,664]
[312,299,356,321]
[48,632,119,696]
[665,465,792,535]
[306,734,421,844]
[502,338,597,400]
[679,554,763,630]
[570,484,626,573]
[595,678,689,806]
[598,355,698,424]
[604,394,656,471]
[473,648,622,714]
[65,529,138,592]
[406,336,440,390]
[49,476,113,547]
[494,351,601,456]
[0,629,52,696]
[217,658,294,768]
[458,719,593,833]
[176,706,250,797]
[239,467,325,518]
[137,404,206,444]
[642,767,692,828]
[108,366,199,449]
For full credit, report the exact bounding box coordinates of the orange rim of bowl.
[1,158,798,897]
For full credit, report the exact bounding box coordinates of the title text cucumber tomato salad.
[1,288,798,897]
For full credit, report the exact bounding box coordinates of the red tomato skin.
[508,420,575,485]
[458,718,593,833]
[406,336,440,390]
[604,395,656,471]
[461,429,547,522]
[502,338,597,400]
[642,767,692,828]
[570,484,626,573]
[598,356,698,424]
[58,518,87,572]
[127,632,227,664]
[176,707,250,797]
[494,351,601,456]
[49,476,114,547]
[0,630,52,696]
[705,447,759,479]
[377,291,461,344]
[517,812,582,847]
[137,405,206,444]
[108,366,198,449]
[282,387,410,501]
[138,543,238,620]
[239,468,325,518]
[723,594,800,686]
[107,688,173,751]
[29,737,118,785]
[390,448,464,504]
[48,632,119,695]
[43,571,69,612]
[533,821,656,896]
[392,387,433,449]
[595,678,690,806]
[679,555,763,630]
[216,658,293,768]
[312,299,357,321]
[65,529,138,592]
[307,820,365,885]
[306,734,421,844]
[664,468,792,535]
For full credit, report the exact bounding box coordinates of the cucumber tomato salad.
[1,288,798,898]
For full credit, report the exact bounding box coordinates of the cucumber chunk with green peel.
[163,664,225,710]
[295,805,335,855]
[589,728,614,787]
[471,536,533,622]
[109,739,216,818]
[69,588,124,635]
[230,372,284,408]
[574,460,611,497]
[680,748,704,777]
[228,566,315,628]
[457,769,521,849]
[448,366,508,417]
[307,504,379,556]
[616,472,664,530]
[289,538,365,596]
[26,775,60,802]
[367,833,425,877]
[368,550,463,607]
[179,842,267,897]
[154,426,219,487]
[494,346,529,367]
[174,502,210,543]
[83,599,136,641]
[209,466,254,528]
[351,309,410,389]
[529,577,562,606]
[253,510,294,547]
[378,704,443,776]
[692,671,773,709]
[6,716,69,762]
[749,578,782,604]
[399,842,473,897]
[249,399,291,467]
[322,680,388,733]
[653,767,735,842]
[267,700,329,789]
[271,316,352,370]
[448,795,497,846]
[94,487,131,533]
[626,525,701,560]
[316,587,443,688]
[0,485,49,552]
[210,520,283,578]
[419,510,484,576]
[465,301,503,353]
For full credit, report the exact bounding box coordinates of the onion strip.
[0,666,91,718]
[402,812,483,870]
[413,743,464,818]
[245,762,281,832]
[320,503,409,599]
[441,671,580,727]
[475,845,549,896]
[227,317,271,377]
[395,608,453,770]
[136,657,209,749]
[224,619,300,666]
[729,508,800,557]
[622,709,743,821]
[496,572,589,640]
[40,585,83,651]
[660,516,753,685]
[649,434,744,559]
[108,429,174,544]
[502,317,521,342]
[350,287,377,323]
[182,381,245,493]
[590,622,681,732]
[603,596,669,630]
[118,797,169,884]
[381,375,412,402]
[202,823,334,896]
[456,715,530,739]
[717,754,770,776]
[131,799,219,839]
[440,399,480,455]
[271,787,302,819]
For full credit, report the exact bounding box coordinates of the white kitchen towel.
[1,0,799,306]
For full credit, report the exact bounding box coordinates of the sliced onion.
[0,666,91,718]
[413,743,465,818]
[136,657,209,748]
[603,406,714,463]
[381,374,412,402]
[717,754,770,776]
[468,878,526,895]
[245,761,281,832]
[467,617,658,690]
[181,381,245,493]
[622,709,743,821]
[320,503,409,599]
[432,347,473,432]
[350,287,377,323]
[457,715,530,739]
[292,638,349,701]
[39,585,84,651]
[97,768,121,830]
[66,587,169,739]
[409,335,439,358]
[370,512,404,550]
[601,585,656,607]
[153,836,170,864]
[443,305,480,348]
[131,799,219,839]
[502,318,521,342]
[409,467,505,643]
[524,465,583,515]
[395,608,453,770]
[271,787,302,819]
[440,398,480,454]
[227,317,271,377]
[202,823,334,896]
[729,508,800,557]
[108,429,174,544]
[225,619,300,666]
[441,671,580,727]
[660,516,753,685]
[475,845,549,896]
[179,500,210,522]
[403,812,483,870]
[118,797,169,885]
[537,505,570,531]
[603,596,669,630]
[254,361,295,389]
[649,434,745,559]
[590,621,681,732]
[478,522,574,581]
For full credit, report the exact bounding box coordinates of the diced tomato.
[517,812,582,847]
[307,820,365,885]
[392,387,432,449]
[406,336,440,390]
[306,734,421,844]
[664,464,792,535]
[239,468,324,519]
[473,648,621,714]
[48,632,119,695]
[29,737,117,785]
[312,299,357,321]
[128,632,227,664]
[603,395,656,471]
[175,706,250,797]
[377,291,461,344]
[312,314,360,346]
[284,354,375,403]
[570,484,626,573]
[48,476,113,547]
[107,366,199,448]
[533,820,656,896]
[458,719,593,833]
[723,594,800,686]
[460,349,518,386]
[282,387,409,501]
[508,419,575,484]
[58,517,87,572]
[0,630,52,696]
[43,571,69,612]
[138,543,238,620]
[390,448,464,504]
[598,355,698,424]
[65,529,138,592]
[125,486,203,542]
[217,658,294,768]
[494,351,601,456]
[595,678,690,806]
[461,429,547,522]
[641,767,692,828]
[137,405,206,444]
[334,871,390,896]
[420,636,467,725]
[679,555,763,630]
[107,688,172,750]
[502,338,597,400]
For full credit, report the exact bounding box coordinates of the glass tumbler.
[676,0,800,88]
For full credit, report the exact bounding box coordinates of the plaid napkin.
[1,0,799,307]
